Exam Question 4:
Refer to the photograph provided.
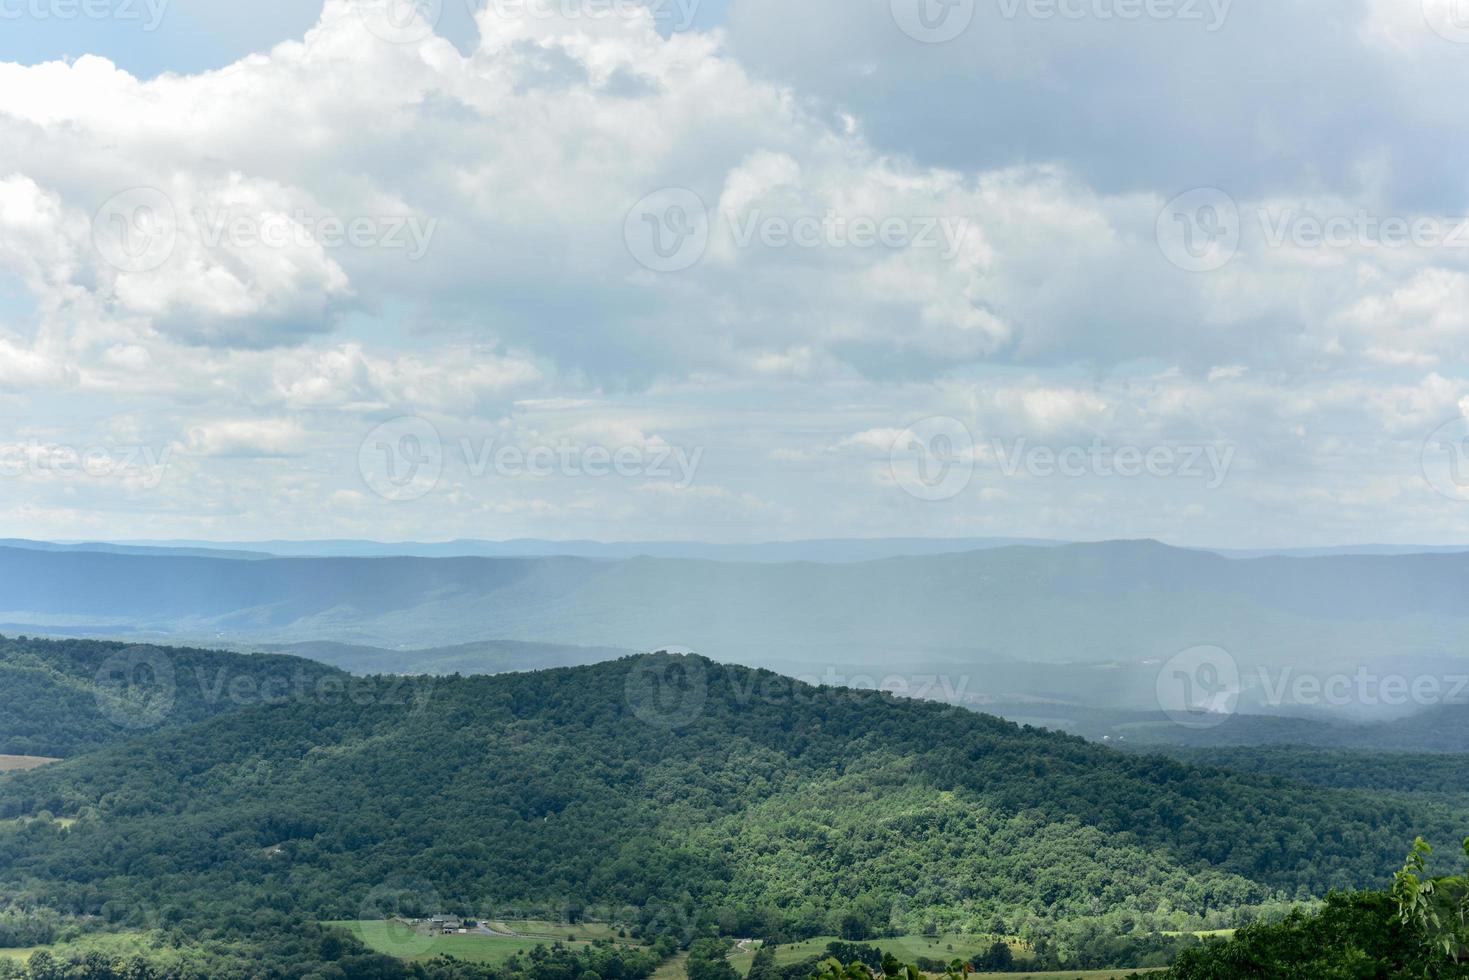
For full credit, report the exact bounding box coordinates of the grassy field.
[727,937,831,974]
[494,919,627,942]
[0,814,75,829]
[8,924,646,971]
[0,947,43,963]
[652,951,689,980]
[5,925,1167,979]
[877,934,1020,963]
[330,921,642,965]
[1162,929,1234,939]
[0,754,59,772]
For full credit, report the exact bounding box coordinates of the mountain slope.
[0,634,348,757]
[2,653,1463,943]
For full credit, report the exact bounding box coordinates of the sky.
[1,0,1468,547]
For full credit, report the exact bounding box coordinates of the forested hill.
[3,652,1466,947]
[0,634,349,757]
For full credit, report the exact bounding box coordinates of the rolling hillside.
[3,652,1464,930]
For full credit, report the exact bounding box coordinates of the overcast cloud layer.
[0,0,1467,547]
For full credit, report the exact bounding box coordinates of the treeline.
[809,883,1469,980]
[1152,892,1441,979]
[1135,838,1469,978]
[736,934,1204,979]
[0,908,59,949]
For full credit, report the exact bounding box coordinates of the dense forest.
[0,636,350,757]
[3,644,1469,974]
[1136,744,1469,796]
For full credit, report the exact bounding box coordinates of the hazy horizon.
[16,534,1469,552]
